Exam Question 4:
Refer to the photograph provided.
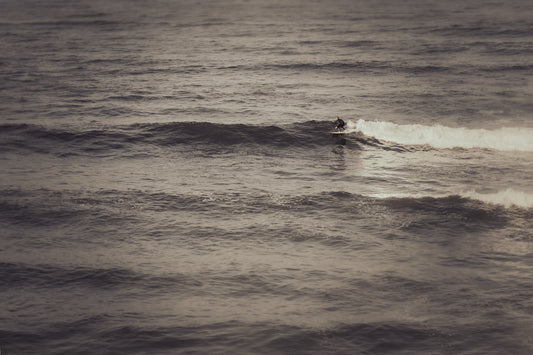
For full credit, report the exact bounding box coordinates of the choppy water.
[1,0,533,354]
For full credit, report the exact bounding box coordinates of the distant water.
[1,0,533,354]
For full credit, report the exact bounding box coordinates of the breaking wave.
[462,188,533,208]
[3,120,532,158]
[352,119,533,152]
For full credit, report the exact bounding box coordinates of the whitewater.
[1,0,533,354]
[352,119,533,152]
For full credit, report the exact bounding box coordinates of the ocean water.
[1,0,533,354]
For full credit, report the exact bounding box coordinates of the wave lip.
[353,119,533,152]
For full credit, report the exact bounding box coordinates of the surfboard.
[331,131,345,135]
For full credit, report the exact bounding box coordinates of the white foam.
[351,119,533,152]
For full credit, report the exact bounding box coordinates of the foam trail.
[351,119,533,152]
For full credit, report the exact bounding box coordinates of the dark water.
[1,0,533,354]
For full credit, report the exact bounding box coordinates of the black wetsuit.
[335,118,345,131]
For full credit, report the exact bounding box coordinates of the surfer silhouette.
[333,116,345,131]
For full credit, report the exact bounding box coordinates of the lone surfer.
[333,116,345,131]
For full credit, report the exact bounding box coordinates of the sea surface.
[1,0,533,354]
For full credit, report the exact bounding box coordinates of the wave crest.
[352,119,533,152]
[0,121,340,157]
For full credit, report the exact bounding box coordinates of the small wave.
[353,119,533,152]
[372,188,533,209]
[228,60,456,76]
[431,24,533,38]
[238,61,393,74]
[0,262,201,290]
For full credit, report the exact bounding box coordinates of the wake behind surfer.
[333,116,345,131]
